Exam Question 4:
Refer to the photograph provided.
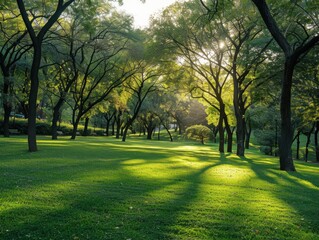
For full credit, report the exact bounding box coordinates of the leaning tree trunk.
[279,59,295,171]
[122,120,133,142]
[161,121,173,142]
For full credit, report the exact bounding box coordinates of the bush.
[36,123,51,135]
[260,146,273,155]
[185,125,211,144]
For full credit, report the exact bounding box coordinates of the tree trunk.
[146,127,153,140]
[235,118,245,156]
[296,131,300,160]
[51,98,64,140]
[223,111,232,153]
[51,108,60,140]
[157,125,161,140]
[177,120,183,135]
[245,119,252,149]
[70,117,80,140]
[161,121,173,142]
[122,122,130,142]
[111,117,116,135]
[122,118,135,142]
[83,117,89,136]
[28,44,42,152]
[315,121,319,162]
[279,58,295,171]
[304,123,315,162]
[121,126,125,136]
[105,121,110,136]
[116,111,122,139]
[304,132,311,163]
[226,127,233,153]
[218,112,224,153]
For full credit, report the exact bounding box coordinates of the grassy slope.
[0,136,318,240]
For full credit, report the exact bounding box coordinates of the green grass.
[0,136,318,240]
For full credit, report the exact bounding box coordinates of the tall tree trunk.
[279,59,295,171]
[83,117,90,136]
[28,45,41,152]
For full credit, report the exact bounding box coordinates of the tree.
[251,0,319,170]
[16,0,75,151]
[200,0,319,169]
[151,1,234,152]
[121,63,159,142]
[0,3,31,137]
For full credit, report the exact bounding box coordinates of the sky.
[117,0,177,29]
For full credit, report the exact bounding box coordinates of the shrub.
[185,125,211,144]
[260,146,273,155]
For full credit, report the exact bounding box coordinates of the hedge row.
[0,119,105,136]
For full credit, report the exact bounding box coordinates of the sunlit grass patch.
[0,136,318,239]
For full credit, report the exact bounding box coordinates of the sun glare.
[117,0,177,28]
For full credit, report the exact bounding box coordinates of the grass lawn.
[0,136,318,240]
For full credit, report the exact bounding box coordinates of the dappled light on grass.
[207,164,255,184]
[1,136,319,239]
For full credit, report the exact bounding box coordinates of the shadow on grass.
[1,137,319,239]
